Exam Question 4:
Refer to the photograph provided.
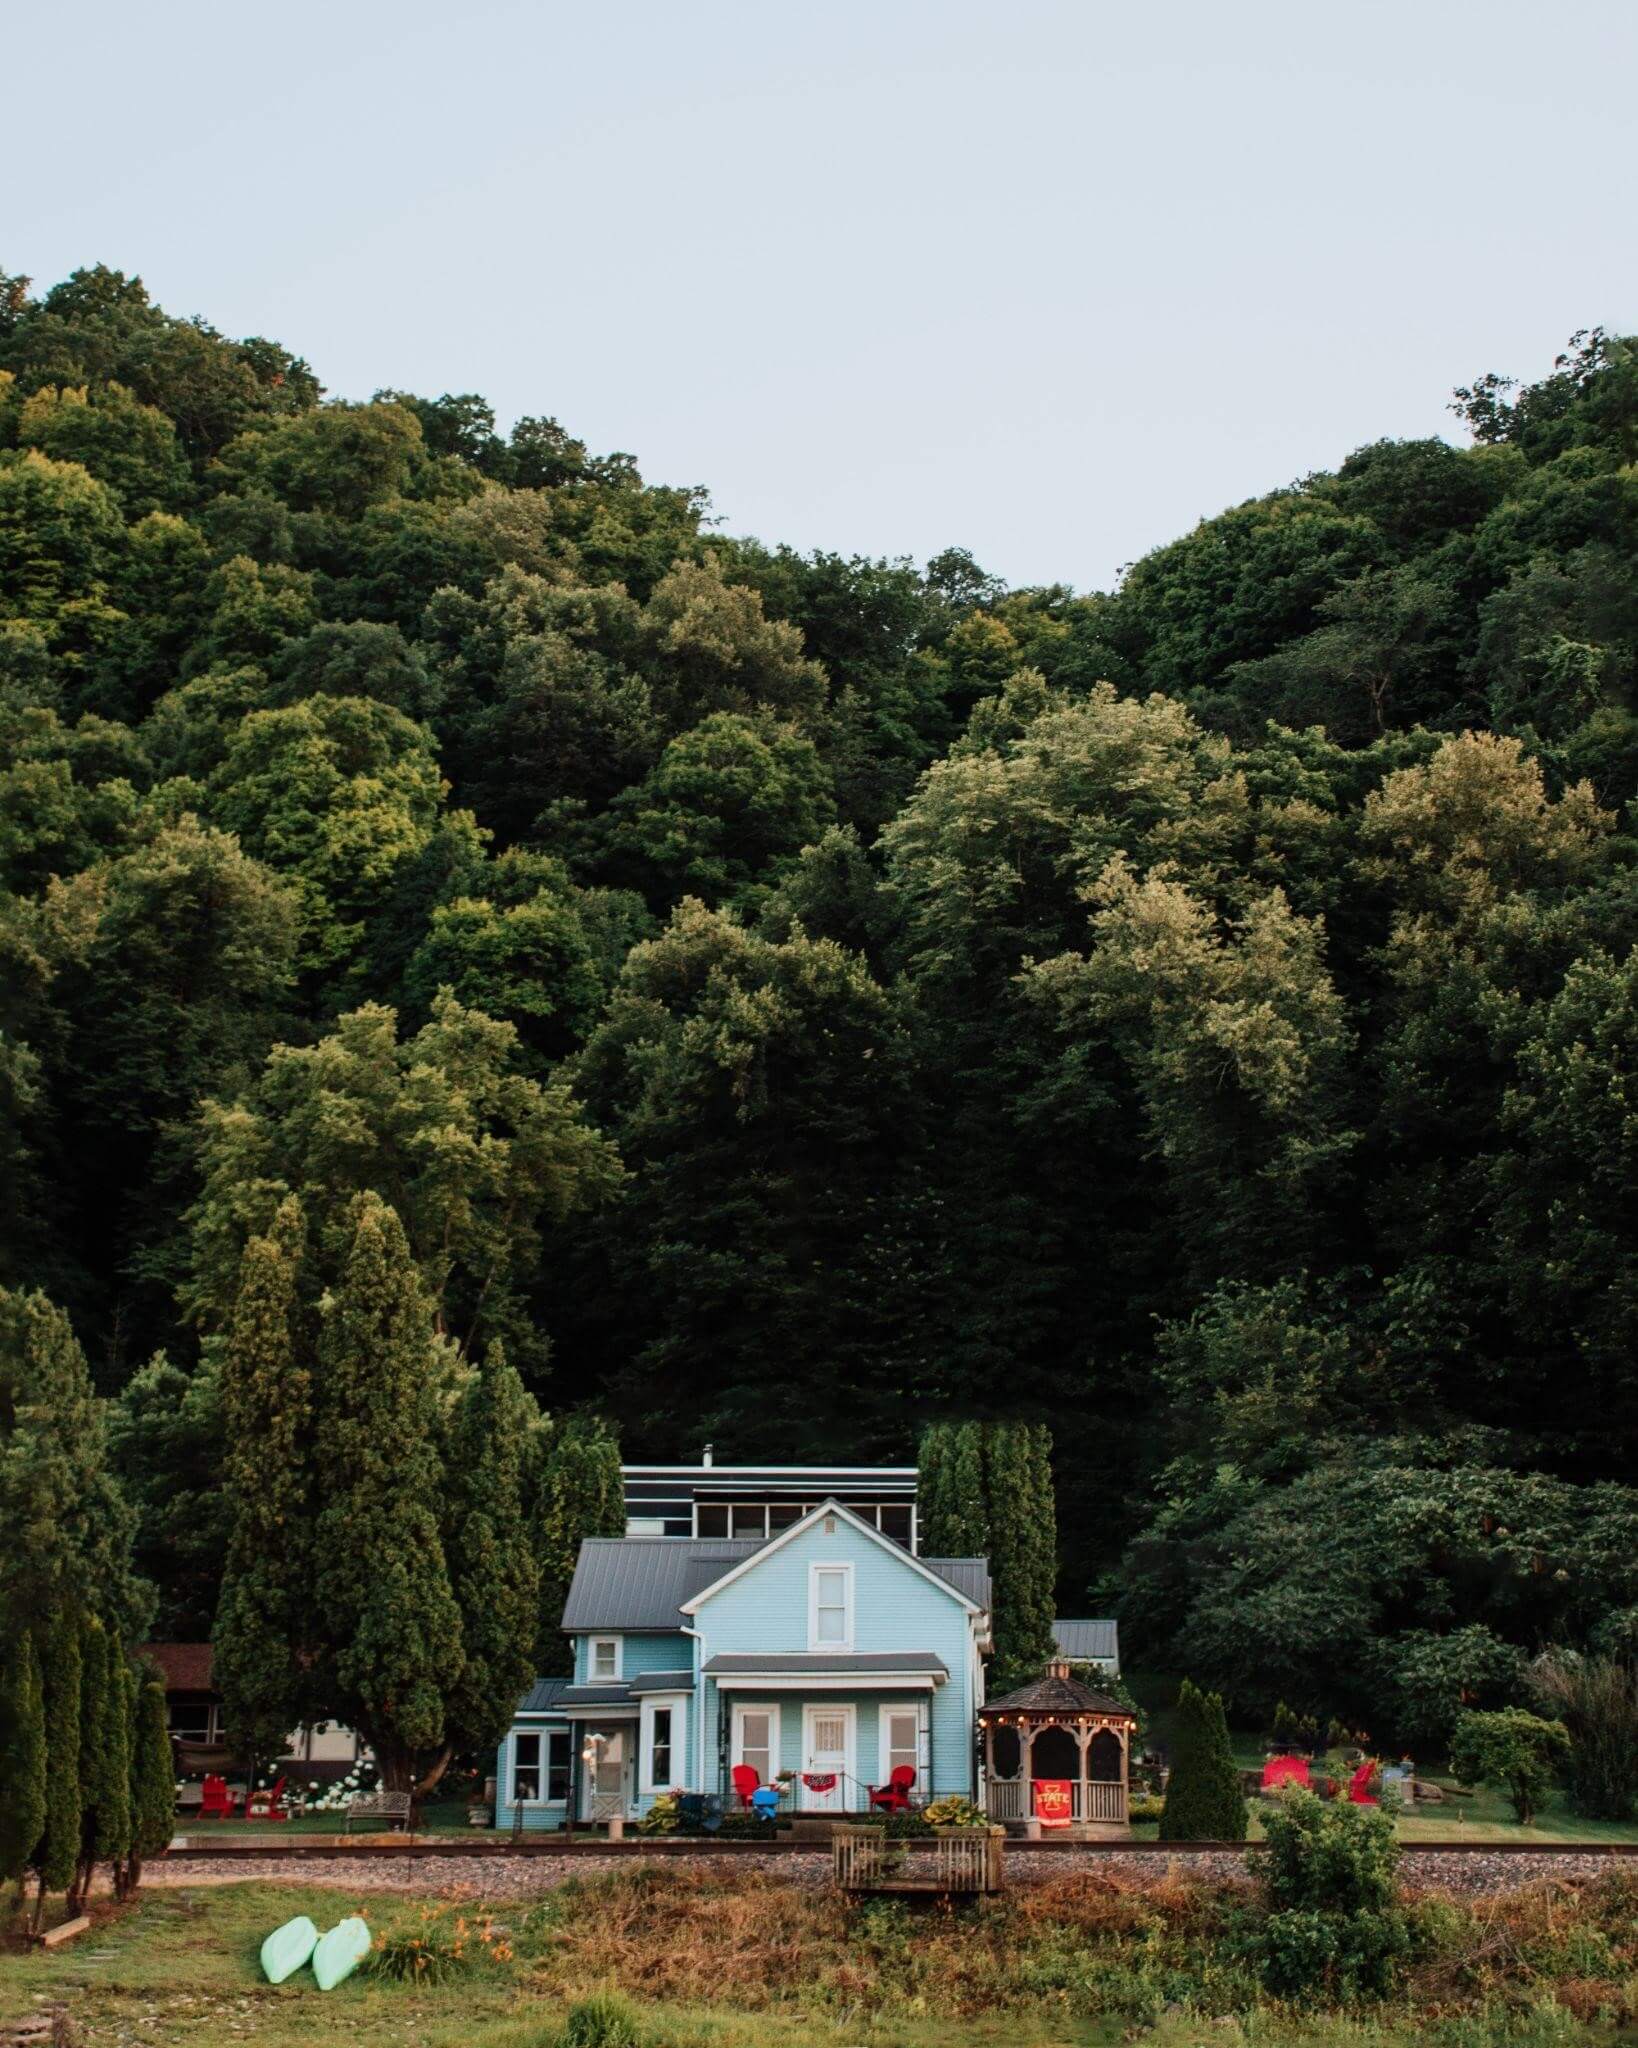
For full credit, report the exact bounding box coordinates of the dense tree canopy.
[3,267,1637,1733]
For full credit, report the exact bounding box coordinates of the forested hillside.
[4,266,1636,1735]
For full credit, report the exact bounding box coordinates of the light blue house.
[497,1496,991,1829]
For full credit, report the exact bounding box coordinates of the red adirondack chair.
[244,1775,290,1821]
[199,1773,237,1819]
[868,1765,917,1813]
[730,1764,760,1810]
[1347,1760,1379,1806]
[1261,1753,1311,1794]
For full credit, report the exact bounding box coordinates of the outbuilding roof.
[1053,1618,1120,1668]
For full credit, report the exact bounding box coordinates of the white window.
[513,1731,542,1803]
[640,1695,683,1794]
[589,1637,622,1681]
[808,1562,853,1651]
[880,1707,920,1790]
[733,1704,777,1785]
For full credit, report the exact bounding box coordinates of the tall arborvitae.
[531,1413,625,1675]
[986,1424,1058,1689]
[34,1615,82,1931]
[0,1632,47,1891]
[72,1616,131,1908]
[916,1424,948,1547]
[213,1197,312,1760]
[121,1661,175,1898]
[1159,1679,1248,1842]
[309,1193,464,1791]
[441,1343,543,1768]
[919,1421,990,1556]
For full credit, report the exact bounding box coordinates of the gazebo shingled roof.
[979,1667,1134,1720]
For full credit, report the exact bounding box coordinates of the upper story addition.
[622,1449,919,1551]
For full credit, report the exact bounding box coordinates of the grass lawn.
[173,1797,480,1839]
[4,1877,1619,2048]
[1125,1668,1638,1847]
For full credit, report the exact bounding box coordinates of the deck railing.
[984,1778,1128,1824]
[832,1826,1004,1893]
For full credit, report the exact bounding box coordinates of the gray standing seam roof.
[1054,1618,1120,1666]
[703,1652,949,1677]
[562,1535,992,1633]
[516,1677,571,1715]
[628,1669,695,1694]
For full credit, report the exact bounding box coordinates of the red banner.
[1032,1778,1073,1828]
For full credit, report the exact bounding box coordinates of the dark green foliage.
[0,1629,47,1884]
[531,1414,625,1675]
[126,1661,175,1876]
[36,1613,83,1903]
[1449,1708,1570,1825]
[919,1422,1057,1690]
[1531,1652,1638,1821]
[1158,1680,1246,1843]
[4,261,1638,1750]
[1255,1791,1408,2001]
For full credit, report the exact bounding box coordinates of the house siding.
[572,1630,693,1685]
[690,1513,977,1802]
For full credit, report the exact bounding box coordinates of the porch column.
[982,1722,995,1808]
[1077,1718,1090,1823]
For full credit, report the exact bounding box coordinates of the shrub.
[922,1793,984,1828]
[1159,1680,1247,1842]
[560,1990,641,2048]
[1254,1790,1408,2000]
[1531,1652,1638,1820]
[369,1905,514,1981]
[636,1792,681,1835]
[1449,1708,1570,1825]
[1128,1791,1165,1824]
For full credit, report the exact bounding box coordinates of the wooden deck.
[832,1825,1004,1895]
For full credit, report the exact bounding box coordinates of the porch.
[983,1775,1128,1825]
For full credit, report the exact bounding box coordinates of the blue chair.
[750,1784,780,1821]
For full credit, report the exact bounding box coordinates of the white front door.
[585,1728,628,1820]
[801,1703,853,1812]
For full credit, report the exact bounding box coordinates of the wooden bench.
[345,1790,412,1834]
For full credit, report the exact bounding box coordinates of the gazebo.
[979,1659,1136,1832]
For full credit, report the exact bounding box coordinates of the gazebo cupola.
[978,1658,1137,1830]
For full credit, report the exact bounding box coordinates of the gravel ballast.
[143,1845,1633,1900]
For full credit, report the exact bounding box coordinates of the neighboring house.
[1053,1618,1120,1678]
[623,1449,918,1549]
[498,1497,991,1830]
[140,1643,370,1779]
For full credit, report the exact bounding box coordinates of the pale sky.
[6,0,1634,589]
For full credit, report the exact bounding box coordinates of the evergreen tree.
[0,1631,47,1889]
[919,1421,1057,1690]
[34,1614,82,1931]
[308,1192,464,1791]
[916,1423,948,1549]
[1159,1679,1248,1842]
[121,1661,175,1898]
[531,1414,625,1675]
[72,1615,131,1908]
[213,1197,313,1760]
[441,1343,543,1760]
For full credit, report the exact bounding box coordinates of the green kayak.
[260,1914,318,1984]
[312,1914,372,1991]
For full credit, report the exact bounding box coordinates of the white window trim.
[807,1560,854,1653]
[511,1729,545,1807]
[639,1694,685,1796]
[878,1701,925,1789]
[731,1701,781,1783]
[588,1635,623,1681]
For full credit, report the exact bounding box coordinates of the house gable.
[680,1498,979,1621]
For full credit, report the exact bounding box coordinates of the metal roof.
[981,1669,1134,1720]
[515,1676,571,1715]
[561,1537,762,1631]
[628,1669,694,1694]
[702,1652,949,1677]
[560,1682,636,1707]
[1053,1619,1120,1667]
[563,1533,991,1632]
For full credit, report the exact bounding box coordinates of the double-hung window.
[589,1637,622,1681]
[513,1729,572,1804]
[809,1563,853,1650]
[650,1708,672,1785]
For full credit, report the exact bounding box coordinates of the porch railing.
[984,1778,1128,1824]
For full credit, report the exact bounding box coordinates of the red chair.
[730,1764,760,1810]
[244,1775,290,1821]
[1347,1761,1379,1806]
[868,1765,917,1813]
[199,1774,237,1819]
[1261,1754,1311,1794]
